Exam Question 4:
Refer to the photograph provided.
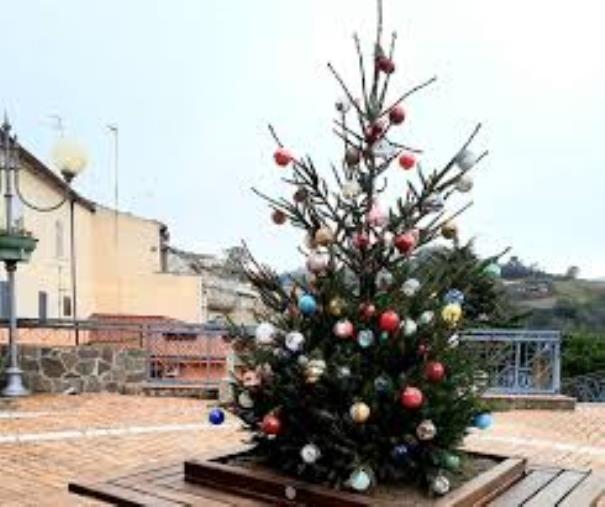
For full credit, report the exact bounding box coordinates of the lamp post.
[0,115,86,397]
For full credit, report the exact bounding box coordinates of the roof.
[18,144,96,212]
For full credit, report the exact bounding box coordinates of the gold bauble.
[441,222,458,240]
[350,402,371,423]
[314,227,334,246]
[441,303,462,326]
[328,297,346,317]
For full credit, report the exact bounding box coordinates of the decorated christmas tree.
[212,0,509,496]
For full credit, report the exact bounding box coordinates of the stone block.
[77,347,100,360]
[40,357,66,378]
[29,374,53,393]
[61,352,78,371]
[97,359,111,375]
[84,376,102,393]
[101,346,114,365]
[126,372,146,383]
[75,360,96,376]
[104,381,119,393]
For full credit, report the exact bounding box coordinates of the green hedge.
[561,332,605,378]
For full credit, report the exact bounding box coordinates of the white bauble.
[348,467,374,492]
[402,278,420,297]
[431,473,451,496]
[383,231,394,247]
[448,333,460,348]
[419,310,434,325]
[335,97,351,113]
[456,174,473,193]
[372,139,397,159]
[300,443,322,464]
[297,354,309,367]
[456,149,477,171]
[255,322,275,345]
[237,391,254,409]
[306,252,329,274]
[342,180,362,199]
[285,331,305,352]
[403,318,417,336]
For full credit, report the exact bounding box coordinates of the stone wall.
[0,344,147,394]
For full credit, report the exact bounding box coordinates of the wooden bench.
[69,453,605,506]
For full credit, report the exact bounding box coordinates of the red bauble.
[398,153,416,170]
[394,232,417,254]
[425,361,446,383]
[359,302,377,320]
[271,209,287,225]
[376,56,395,74]
[400,386,424,409]
[352,232,370,250]
[417,343,430,357]
[293,188,307,203]
[379,310,400,333]
[389,105,406,125]
[261,414,282,435]
[274,148,293,167]
[364,120,386,143]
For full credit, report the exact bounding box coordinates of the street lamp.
[0,115,86,397]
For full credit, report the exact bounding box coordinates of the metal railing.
[461,329,561,395]
[561,370,605,402]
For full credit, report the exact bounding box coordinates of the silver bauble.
[300,443,322,464]
[431,473,451,496]
[285,331,305,352]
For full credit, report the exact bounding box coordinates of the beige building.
[0,145,202,324]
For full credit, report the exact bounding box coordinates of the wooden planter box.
[0,234,37,263]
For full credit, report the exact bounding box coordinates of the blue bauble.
[391,444,409,464]
[444,288,464,305]
[373,374,393,394]
[298,294,318,315]
[484,263,501,279]
[357,329,375,348]
[209,408,225,425]
[473,412,493,430]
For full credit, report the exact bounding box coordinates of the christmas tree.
[217,0,507,496]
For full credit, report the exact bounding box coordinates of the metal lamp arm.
[14,168,70,212]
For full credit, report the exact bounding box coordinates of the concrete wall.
[0,344,147,394]
[0,158,201,323]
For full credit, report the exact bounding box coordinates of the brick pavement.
[0,394,603,506]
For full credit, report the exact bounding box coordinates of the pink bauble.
[333,319,354,339]
[368,200,387,227]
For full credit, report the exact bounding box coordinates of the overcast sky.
[3,0,604,278]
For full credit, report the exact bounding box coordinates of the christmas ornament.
[364,120,386,143]
[344,146,361,166]
[473,412,493,430]
[314,227,334,246]
[208,407,225,425]
[255,322,276,345]
[274,147,293,167]
[372,139,398,159]
[335,98,351,113]
[443,453,460,470]
[416,419,437,440]
[242,370,261,389]
[368,200,388,227]
[374,374,393,394]
[382,230,394,246]
[350,401,371,423]
[400,386,424,409]
[444,288,465,305]
[328,297,346,317]
[342,179,362,199]
[306,252,330,274]
[271,209,287,225]
[348,467,374,492]
[484,262,502,278]
[392,444,409,464]
[337,365,351,379]
[394,232,417,254]
[456,174,473,192]
[398,153,416,170]
[441,222,458,239]
[402,278,420,297]
[431,473,451,496]
[300,443,321,464]
[448,333,460,348]
[357,329,375,348]
[389,105,406,125]
[238,391,254,409]
[376,55,395,74]
[298,294,318,315]
[424,193,444,212]
[352,231,370,250]
[285,331,305,352]
[305,359,326,383]
[456,149,477,171]
[380,331,390,342]
[333,319,354,339]
[297,354,309,367]
[425,361,446,383]
[376,270,393,289]
[403,318,417,336]
[261,414,282,435]
[379,310,400,333]
[359,302,377,320]
[442,303,462,326]
[419,310,434,325]
[293,187,307,203]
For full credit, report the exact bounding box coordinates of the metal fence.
[461,329,561,394]
[561,370,605,402]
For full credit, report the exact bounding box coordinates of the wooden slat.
[559,471,605,507]
[524,470,587,507]
[487,469,559,506]
[435,457,526,507]
[68,481,183,506]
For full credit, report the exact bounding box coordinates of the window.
[55,220,64,259]
[62,296,72,317]
[38,291,48,321]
